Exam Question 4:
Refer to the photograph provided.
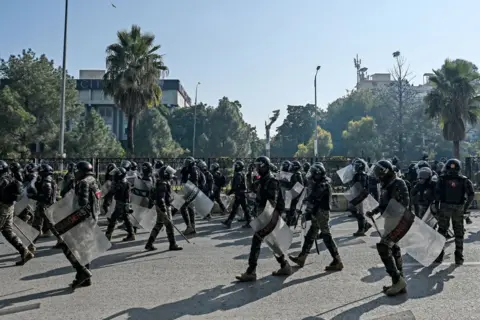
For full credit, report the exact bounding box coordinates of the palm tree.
[424,59,480,159]
[103,25,168,154]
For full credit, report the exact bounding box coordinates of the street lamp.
[192,81,201,157]
[314,65,321,160]
[58,0,69,170]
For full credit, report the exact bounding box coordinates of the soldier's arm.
[396,179,410,209]
[228,174,239,195]
[434,177,442,203]
[77,180,89,207]
[264,179,280,210]
[189,168,198,184]
[123,183,132,204]
[156,183,168,212]
[464,178,475,212]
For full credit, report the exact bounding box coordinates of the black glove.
[366,211,375,218]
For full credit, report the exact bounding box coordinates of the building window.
[92,89,104,101]
[78,90,90,102]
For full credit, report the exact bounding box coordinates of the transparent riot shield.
[14,177,37,216]
[46,191,112,266]
[372,199,445,267]
[126,171,137,186]
[344,182,379,213]
[171,180,213,218]
[285,182,304,210]
[100,180,115,217]
[422,207,454,238]
[221,193,234,211]
[250,201,293,256]
[336,164,355,185]
[130,178,157,231]
[13,216,39,246]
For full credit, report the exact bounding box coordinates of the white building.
[357,72,434,97]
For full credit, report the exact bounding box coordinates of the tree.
[0,49,83,156]
[341,116,381,159]
[294,126,333,157]
[64,109,125,158]
[103,25,168,155]
[134,108,184,157]
[425,59,480,158]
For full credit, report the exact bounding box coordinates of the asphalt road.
[1,211,480,320]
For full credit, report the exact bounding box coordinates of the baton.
[369,216,383,237]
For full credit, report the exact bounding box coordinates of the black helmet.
[159,165,176,180]
[120,160,132,171]
[184,156,195,167]
[115,167,127,181]
[290,161,301,172]
[67,162,75,172]
[391,156,399,166]
[416,160,430,170]
[131,161,138,171]
[38,163,54,177]
[25,162,36,173]
[281,160,291,172]
[234,160,244,172]
[75,161,93,180]
[9,162,22,173]
[417,167,432,183]
[142,162,153,176]
[371,160,395,183]
[0,160,9,175]
[154,160,164,170]
[303,162,311,172]
[106,163,117,174]
[210,162,220,171]
[308,162,326,181]
[353,159,367,173]
[254,156,271,176]
[445,158,461,175]
[198,160,208,171]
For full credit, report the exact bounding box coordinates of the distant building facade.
[356,72,434,97]
[76,69,191,141]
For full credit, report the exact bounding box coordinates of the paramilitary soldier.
[60,162,75,197]
[105,167,136,241]
[434,158,475,265]
[18,163,37,224]
[366,159,409,296]
[351,159,372,236]
[101,163,117,215]
[197,160,214,220]
[286,160,304,226]
[236,156,292,282]
[0,160,34,266]
[289,162,343,271]
[223,160,252,228]
[28,163,57,252]
[210,162,227,214]
[145,165,183,251]
[180,156,199,235]
[410,167,436,219]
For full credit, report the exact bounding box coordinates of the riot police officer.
[140,162,155,184]
[236,156,292,282]
[101,163,117,215]
[302,162,311,184]
[289,162,343,271]
[145,165,183,251]
[180,157,200,235]
[0,160,34,266]
[367,162,379,201]
[223,160,251,228]
[154,160,164,178]
[105,167,136,242]
[411,167,436,219]
[60,162,75,197]
[434,159,475,265]
[29,163,57,251]
[366,160,409,296]
[18,163,37,223]
[351,159,372,236]
[286,160,304,226]
[9,162,24,183]
[197,160,213,219]
[210,162,227,214]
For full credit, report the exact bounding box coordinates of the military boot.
[353,220,366,237]
[325,255,344,271]
[241,221,251,228]
[289,253,307,267]
[122,234,135,241]
[169,243,183,251]
[71,267,92,290]
[184,226,195,235]
[455,250,464,266]
[15,248,34,266]
[385,276,407,296]
[145,236,157,251]
[272,261,292,276]
[203,214,212,220]
[235,272,257,282]
[222,219,232,229]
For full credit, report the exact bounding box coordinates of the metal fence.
[7,156,353,186]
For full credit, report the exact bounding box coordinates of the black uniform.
[102,163,117,215]
[60,163,75,198]
[105,168,135,241]
[236,156,291,282]
[18,164,37,224]
[211,163,227,213]
[350,159,372,236]
[0,161,34,266]
[285,162,304,226]
[180,157,199,235]
[434,159,475,265]
[410,168,436,219]
[289,163,343,271]
[223,161,251,228]
[145,165,183,251]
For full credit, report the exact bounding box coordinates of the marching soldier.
[286,160,304,226]
[180,157,200,235]
[223,160,251,228]
[210,162,227,214]
[410,167,436,219]
[60,162,75,197]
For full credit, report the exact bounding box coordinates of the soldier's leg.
[391,244,403,277]
[236,234,263,281]
[165,208,182,250]
[214,190,226,212]
[102,193,113,215]
[0,208,34,266]
[353,204,371,236]
[435,207,453,263]
[60,244,92,289]
[105,208,122,240]
[287,199,299,226]
[289,209,320,267]
[187,207,196,233]
[239,196,251,228]
[121,211,135,241]
[377,239,406,296]
[31,204,44,235]
[318,210,343,271]
[145,207,166,251]
[180,206,191,230]
[451,205,465,265]
[223,197,240,227]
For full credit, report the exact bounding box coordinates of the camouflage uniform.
[30,175,56,246]
[105,177,135,241]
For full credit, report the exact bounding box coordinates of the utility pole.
[58,0,69,170]
[192,82,200,157]
[314,65,321,160]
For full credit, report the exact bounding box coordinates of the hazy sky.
[1,0,478,137]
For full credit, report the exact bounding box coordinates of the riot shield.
[46,191,112,266]
[13,216,39,246]
[285,182,304,210]
[130,178,157,231]
[221,193,234,211]
[336,164,355,184]
[250,201,293,256]
[373,199,445,267]
[344,182,378,213]
[126,171,137,186]
[171,180,214,218]
[100,181,115,217]
[14,177,37,216]
[421,207,454,238]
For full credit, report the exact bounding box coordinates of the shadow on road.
[0,288,72,310]
[102,269,334,320]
